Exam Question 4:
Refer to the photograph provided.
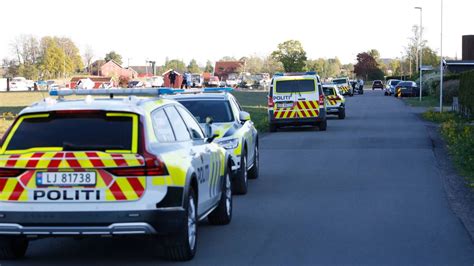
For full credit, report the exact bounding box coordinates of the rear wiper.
[62,143,125,151]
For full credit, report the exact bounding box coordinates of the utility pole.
[439,0,444,112]
[415,7,423,101]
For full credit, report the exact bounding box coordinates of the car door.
[229,96,256,166]
[174,105,222,210]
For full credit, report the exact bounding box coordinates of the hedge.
[459,70,474,115]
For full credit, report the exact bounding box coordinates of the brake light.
[319,94,325,105]
[267,96,274,108]
[108,153,167,176]
[0,168,25,178]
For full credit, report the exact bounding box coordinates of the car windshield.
[178,100,234,123]
[374,81,382,84]
[332,79,347,84]
[5,113,135,152]
[275,79,315,93]
[323,87,336,96]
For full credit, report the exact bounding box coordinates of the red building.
[69,76,114,89]
[91,60,138,79]
[162,69,183,88]
[214,61,244,81]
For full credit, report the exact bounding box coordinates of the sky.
[0,0,472,66]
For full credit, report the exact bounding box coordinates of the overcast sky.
[1,0,472,66]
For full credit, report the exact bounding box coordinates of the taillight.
[0,168,25,178]
[108,152,167,176]
[319,95,325,105]
[267,96,274,108]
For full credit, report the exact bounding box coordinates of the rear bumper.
[268,110,326,126]
[0,209,186,237]
[326,106,343,113]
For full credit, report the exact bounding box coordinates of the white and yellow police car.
[332,77,353,97]
[166,88,259,195]
[268,72,327,132]
[323,84,346,119]
[0,88,232,261]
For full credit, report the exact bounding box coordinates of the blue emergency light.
[49,87,234,97]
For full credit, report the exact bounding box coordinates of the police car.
[332,77,353,97]
[268,72,327,132]
[166,88,258,195]
[0,88,233,261]
[323,84,346,119]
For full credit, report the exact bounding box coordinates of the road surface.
[5,90,474,265]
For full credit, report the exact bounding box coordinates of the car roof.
[273,75,318,81]
[165,92,231,101]
[19,96,176,116]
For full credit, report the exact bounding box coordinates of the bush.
[435,80,459,105]
[422,109,459,123]
[459,70,474,116]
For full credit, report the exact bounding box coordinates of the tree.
[271,40,307,72]
[204,60,214,73]
[163,59,186,73]
[83,45,94,74]
[354,52,384,80]
[261,56,284,74]
[187,59,201,73]
[39,37,66,79]
[105,51,122,65]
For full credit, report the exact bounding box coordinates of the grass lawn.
[403,95,439,107]
[232,91,268,132]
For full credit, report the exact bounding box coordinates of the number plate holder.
[36,172,97,186]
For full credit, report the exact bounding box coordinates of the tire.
[338,109,346,120]
[162,188,197,261]
[318,119,327,131]
[269,124,277,132]
[208,169,232,225]
[248,144,259,179]
[232,149,248,195]
[0,237,28,260]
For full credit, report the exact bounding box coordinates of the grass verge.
[404,95,439,107]
[422,110,474,186]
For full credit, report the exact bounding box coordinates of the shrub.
[459,70,474,116]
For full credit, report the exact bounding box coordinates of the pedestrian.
[359,79,364,90]
[181,71,188,89]
[185,72,192,89]
[169,70,177,88]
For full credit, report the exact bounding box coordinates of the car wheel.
[0,237,28,259]
[248,145,259,179]
[162,188,197,261]
[208,168,232,225]
[338,109,346,120]
[318,119,327,131]
[233,149,248,195]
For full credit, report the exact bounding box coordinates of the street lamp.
[415,6,423,101]
[439,0,444,112]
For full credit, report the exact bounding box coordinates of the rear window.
[323,87,336,96]
[390,80,401,86]
[332,79,347,85]
[373,80,382,84]
[275,79,315,93]
[178,100,234,123]
[5,112,136,152]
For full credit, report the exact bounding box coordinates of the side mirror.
[204,116,216,142]
[239,111,251,122]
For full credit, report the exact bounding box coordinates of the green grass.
[404,95,439,107]
[232,91,269,132]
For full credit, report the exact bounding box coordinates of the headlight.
[216,138,239,149]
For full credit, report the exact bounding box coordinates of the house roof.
[214,61,244,75]
[162,69,181,75]
[446,60,474,66]
[70,76,113,83]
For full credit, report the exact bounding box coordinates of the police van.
[268,72,327,132]
[332,77,353,97]
[323,84,346,119]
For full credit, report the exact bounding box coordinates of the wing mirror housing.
[239,111,251,122]
[205,116,218,143]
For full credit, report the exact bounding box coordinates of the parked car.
[208,76,220,87]
[149,76,164,87]
[372,80,384,90]
[128,80,144,88]
[9,77,30,91]
[226,78,238,87]
[191,74,203,88]
[395,81,419,97]
[384,79,401,96]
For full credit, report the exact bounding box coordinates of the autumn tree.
[204,60,214,73]
[271,40,307,72]
[354,52,384,80]
[187,59,201,73]
[83,45,94,74]
[163,59,186,73]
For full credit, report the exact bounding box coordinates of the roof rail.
[49,87,234,98]
[274,71,318,77]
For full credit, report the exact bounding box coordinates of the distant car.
[128,80,144,88]
[226,78,238,87]
[384,79,401,96]
[395,81,419,97]
[191,74,203,88]
[332,77,353,96]
[147,76,164,87]
[9,77,30,91]
[208,76,220,87]
[372,80,384,90]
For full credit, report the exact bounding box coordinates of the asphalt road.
[5,90,474,265]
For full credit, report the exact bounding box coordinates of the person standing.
[169,70,177,88]
[181,71,188,89]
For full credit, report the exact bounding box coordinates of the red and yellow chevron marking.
[0,152,144,169]
[273,101,320,119]
[0,152,147,202]
[396,88,402,98]
[326,95,341,106]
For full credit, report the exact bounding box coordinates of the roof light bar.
[49,88,180,97]
[274,71,318,77]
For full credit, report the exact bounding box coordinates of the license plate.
[277,103,293,108]
[37,172,96,186]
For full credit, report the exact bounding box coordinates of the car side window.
[175,105,205,139]
[165,106,191,142]
[151,109,176,142]
[231,97,242,111]
[228,99,240,121]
